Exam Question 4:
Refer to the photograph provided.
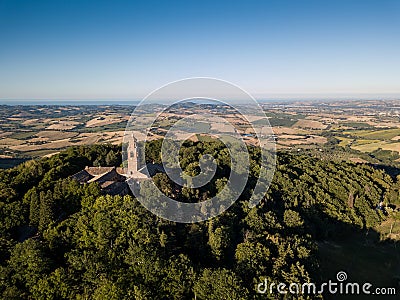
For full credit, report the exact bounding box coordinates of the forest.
[0,141,399,299]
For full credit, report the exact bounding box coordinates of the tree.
[283,209,304,228]
[92,278,123,300]
[105,150,119,166]
[235,241,270,279]
[161,254,195,299]
[208,224,232,261]
[153,173,173,197]
[193,268,249,300]
[27,187,40,226]
[31,268,72,299]
[6,239,51,295]
[39,191,55,231]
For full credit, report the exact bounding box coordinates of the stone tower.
[128,134,138,174]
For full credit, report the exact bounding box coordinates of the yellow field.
[86,115,127,127]
[351,141,400,153]
[22,119,40,125]
[278,135,327,146]
[272,127,309,135]
[353,139,377,145]
[0,138,24,146]
[9,139,74,151]
[345,128,400,140]
[4,130,126,152]
[36,131,78,140]
[336,137,352,147]
[46,121,79,130]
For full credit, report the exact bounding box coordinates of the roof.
[124,163,164,179]
[87,168,125,184]
[101,181,129,196]
[71,166,126,184]
[84,166,115,175]
[116,167,126,175]
[100,181,117,188]
[70,166,130,196]
[71,163,164,191]
[70,170,94,183]
[138,163,164,177]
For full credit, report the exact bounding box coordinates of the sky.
[0,0,399,100]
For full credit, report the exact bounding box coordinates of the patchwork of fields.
[2,100,400,168]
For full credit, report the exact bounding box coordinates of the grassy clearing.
[0,138,24,146]
[341,122,375,129]
[8,131,37,140]
[352,141,400,154]
[36,130,78,140]
[337,137,352,147]
[25,149,61,157]
[376,218,400,240]
[346,128,400,140]
[293,119,327,129]
[80,121,127,133]
[352,141,385,152]
[353,139,378,145]
[265,117,297,127]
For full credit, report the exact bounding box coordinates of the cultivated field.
[2,100,400,168]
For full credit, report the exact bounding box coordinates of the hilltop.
[0,143,399,299]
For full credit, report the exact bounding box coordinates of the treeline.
[0,141,397,299]
[0,144,121,247]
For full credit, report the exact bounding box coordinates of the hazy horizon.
[1,0,399,99]
[1,92,400,106]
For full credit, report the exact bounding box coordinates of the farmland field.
[2,100,400,169]
[345,128,400,140]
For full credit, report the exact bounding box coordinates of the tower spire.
[128,134,138,173]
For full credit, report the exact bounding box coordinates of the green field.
[337,137,352,147]
[352,141,400,154]
[345,128,400,140]
[8,131,37,140]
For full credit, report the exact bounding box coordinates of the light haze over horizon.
[0,0,399,101]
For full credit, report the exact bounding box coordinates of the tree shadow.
[306,208,400,300]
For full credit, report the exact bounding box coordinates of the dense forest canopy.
[0,141,399,299]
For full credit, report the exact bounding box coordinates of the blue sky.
[0,0,399,100]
